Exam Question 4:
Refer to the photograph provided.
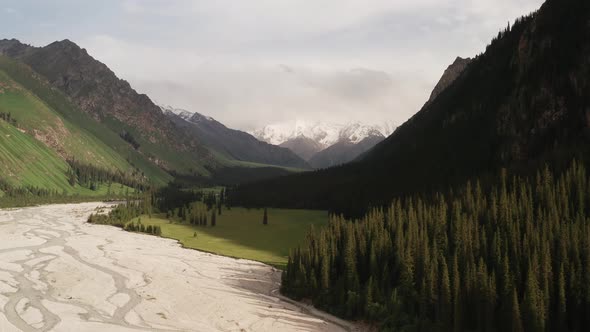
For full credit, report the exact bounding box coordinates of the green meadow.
[130,207,329,269]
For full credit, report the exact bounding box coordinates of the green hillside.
[0,120,132,196]
[0,40,214,177]
[0,120,70,189]
[0,56,172,187]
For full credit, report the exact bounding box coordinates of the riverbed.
[0,202,350,332]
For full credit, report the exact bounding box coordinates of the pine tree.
[524,266,543,332]
[211,209,216,227]
[440,255,452,328]
[452,255,462,332]
[263,208,268,225]
[557,263,567,330]
[511,288,524,332]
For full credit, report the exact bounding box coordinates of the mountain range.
[251,121,395,168]
[160,105,310,169]
[230,0,590,216]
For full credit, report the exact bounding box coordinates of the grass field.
[130,208,329,269]
[0,120,136,195]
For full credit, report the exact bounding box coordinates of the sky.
[1,0,545,131]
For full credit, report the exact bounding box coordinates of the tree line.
[87,188,229,237]
[282,161,590,331]
[0,112,17,126]
[119,131,141,150]
[66,158,147,191]
[125,218,162,235]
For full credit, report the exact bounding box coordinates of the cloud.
[1,0,546,130]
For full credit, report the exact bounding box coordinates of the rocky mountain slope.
[426,56,472,104]
[160,105,310,169]
[309,135,384,169]
[279,136,324,161]
[230,0,590,215]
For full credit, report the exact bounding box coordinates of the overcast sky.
[1,0,544,130]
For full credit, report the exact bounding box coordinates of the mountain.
[309,134,384,169]
[160,105,310,169]
[251,121,395,165]
[426,56,472,104]
[279,136,324,161]
[230,0,590,216]
[0,39,214,175]
[0,54,170,191]
[252,120,393,147]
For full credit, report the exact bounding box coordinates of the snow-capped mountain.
[158,104,216,123]
[251,120,395,148]
[250,120,396,167]
[157,104,311,169]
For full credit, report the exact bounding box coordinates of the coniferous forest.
[282,161,590,331]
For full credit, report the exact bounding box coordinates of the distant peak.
[45,39,82,52]
[158,104,216,123]
[251,120,396,147]
[453,56,471,64]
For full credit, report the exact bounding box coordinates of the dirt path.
[0,203,349,332]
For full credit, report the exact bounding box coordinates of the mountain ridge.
[159,105,311,169]
[251,120,394,147]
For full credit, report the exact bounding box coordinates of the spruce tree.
[511,288,524,332]
[263,208,268,225]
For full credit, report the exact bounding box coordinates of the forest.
[282,161,590,331]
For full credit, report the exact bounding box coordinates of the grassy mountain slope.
[0,121,131,195]
[0,120,71,189]
[0,55,172,186]
[230,0,590,215]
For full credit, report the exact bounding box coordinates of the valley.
[0,0,588,330]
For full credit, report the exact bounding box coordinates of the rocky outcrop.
[427,57,472,104]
